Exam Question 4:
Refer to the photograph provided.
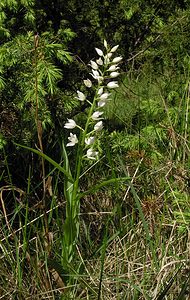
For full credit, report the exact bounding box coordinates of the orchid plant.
[60,40,122,263]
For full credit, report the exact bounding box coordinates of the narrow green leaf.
[14,142,74,182]
[78,177,130,199]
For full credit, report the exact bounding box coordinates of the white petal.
[110,45,119,52]
[95,48,104,56]
[90,60,99,70]
[90,69,101,81]
[104,39,108,49]
[92,70,99,77]
[90,69,103,82]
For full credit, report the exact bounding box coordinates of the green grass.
[0,146,189,299]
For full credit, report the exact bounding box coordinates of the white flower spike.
[76,90,86,101]
[94,121,103,131]
[64,119,77,129]
[87,148,98,160]
[66,133,78,147]
[107,81,119,89]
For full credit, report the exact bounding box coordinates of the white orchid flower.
[94,121,103,131]
[90,60,99,70]
[83,79,92,88]
[64,119,77,129]
[86,148,98,160]
[97,87,104,95]
[108,65,120,72]
[98,99,107,107]
[66,133,78,147]
[90,70,103,82]
[95,48,104,56]
[100,92,110,100]
[75,90,86,101]
[112,56,122,63]
[85,136,95,145]
[107,81,119,89]
[96,57,103,65]
[91,111,104,120]
[110,71,120,78]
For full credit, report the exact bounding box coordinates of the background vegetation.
[0,0,189,299]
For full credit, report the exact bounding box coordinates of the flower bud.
[104,39,108,49]
[112,56,122,64]
[95,48,104,56]
[110,45,119,53]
